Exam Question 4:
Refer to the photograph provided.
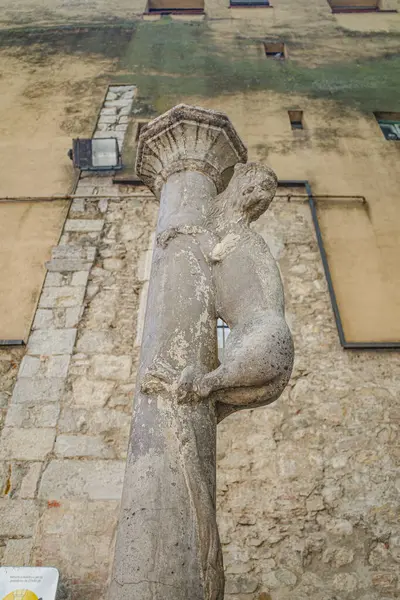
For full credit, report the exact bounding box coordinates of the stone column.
[109,105,247,600]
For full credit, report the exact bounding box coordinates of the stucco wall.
[0,200,69,341]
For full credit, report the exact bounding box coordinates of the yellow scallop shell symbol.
[3,590,40,600]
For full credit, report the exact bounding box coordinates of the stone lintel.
[135,103,247,195]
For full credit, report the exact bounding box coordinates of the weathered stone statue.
[108,105,294,600]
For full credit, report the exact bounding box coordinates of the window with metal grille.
[327,0,395,12]
[374,112,400,140]
[288,110,304,130]
[377,120,400,140]
[217,318,230,360]
[263,42,285,59]
[147,0,204,13]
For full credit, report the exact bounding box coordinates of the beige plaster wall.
[0,200,69,340]
[335,10,400,32]
[316,202,394,343]
[0,52,114,198]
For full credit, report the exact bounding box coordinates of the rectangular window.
[217,318,230,360]
[374,112,400,140]
[263,42,285,59]
[328,0,382,12]
[288,110,303,130]
[230,0,270,6]
[147,0,204,14]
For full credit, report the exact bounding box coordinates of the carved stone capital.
[135,104,247,195]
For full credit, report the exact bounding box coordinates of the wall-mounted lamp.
[68,138,122,171]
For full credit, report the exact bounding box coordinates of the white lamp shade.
[91,138,120,168]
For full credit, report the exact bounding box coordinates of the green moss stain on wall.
[0,24,133,61]
[0,19,399,115]
[116,20,400,114]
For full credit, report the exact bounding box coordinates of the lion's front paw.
[176,364,210,403]
[194,376,214,398]
[176,366,197,403]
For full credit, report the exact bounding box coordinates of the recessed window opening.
[147,0,204,14]
[264,42,285,59]
[230,0,271,6]
[217,318,230,360]
[288,110,303,130]
[374,112,400,140]
[327,0,382,12]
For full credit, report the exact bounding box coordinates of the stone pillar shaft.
[109,105,247,600]
[109,171,220,600]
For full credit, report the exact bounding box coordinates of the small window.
[217,318,230,360]
[263,42,285,59]
[147,0,204,13]
[328,0,380,12]
[230,0,270,6]
[375,112,400,140]
[288,110,303,130]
